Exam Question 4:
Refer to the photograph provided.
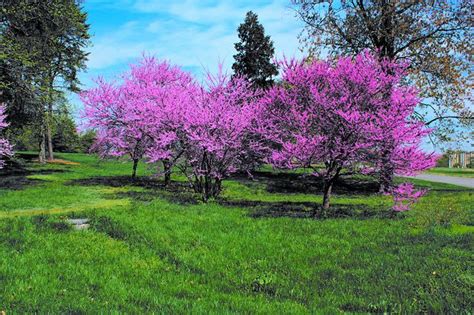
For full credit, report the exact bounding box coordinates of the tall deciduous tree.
[232,11,279,89]
[258,53,437,215]
[0,0,90,162]
[292,0,473,141]
[1,1,43,128]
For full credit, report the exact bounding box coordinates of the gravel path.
[408,174,474,188]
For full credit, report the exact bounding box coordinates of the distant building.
[448,151,474,168]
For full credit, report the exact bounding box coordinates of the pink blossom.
[81,56,196,179]
[0,105,13,169]
[391,183,427,212]
[179,67,269,200]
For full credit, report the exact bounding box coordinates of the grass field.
[426,167,474,178]
[0,153,472,313]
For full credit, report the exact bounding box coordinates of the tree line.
[81,52,436,215]
[0,2,471,213]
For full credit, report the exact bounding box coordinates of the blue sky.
[72,0,471,152]
[72,0,303,107]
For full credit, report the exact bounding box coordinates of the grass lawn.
[426,167,474,178]
[0,153,472,313]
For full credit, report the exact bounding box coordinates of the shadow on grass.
[71,175,165,189]
[69,176,198,205]
[218,198,392,220]
[0,156,69,190]
[69,173,390,219]
[232,171,380,195]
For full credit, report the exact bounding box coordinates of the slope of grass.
[0,153,472,313]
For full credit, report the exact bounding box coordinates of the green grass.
[0,153,472,313]
[426,167,474,178]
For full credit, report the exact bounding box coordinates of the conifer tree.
[232,11,278,89]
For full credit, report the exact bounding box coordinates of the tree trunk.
[212,178,222,199]
[314,167,341,218]
[131,159,139,178]
[378,168,394,193]
[46,76,54,161]
[320,180,333,217]
[378,155,394,193]
[163,159,171,186]
[39,131,46,164]
[46,116,54,161]
[378,142,395,193]
[201,177,209,202]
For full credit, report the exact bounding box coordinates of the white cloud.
[84,0,304,76]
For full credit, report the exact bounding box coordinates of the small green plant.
[251,272,276,295]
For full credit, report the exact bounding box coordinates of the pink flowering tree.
[0,105,13,169]
[81,79,148,178]
[82,56,196,181]
[258,53,437,215]
[179,69,268,201]
[121,56,198,184]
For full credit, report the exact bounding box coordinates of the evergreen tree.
[232,11,278,89]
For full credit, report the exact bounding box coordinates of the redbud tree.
[179,69,268,201]
[258,53,437,215]
[0,105,13,169]
[81,79,148,178]
[121,57,197,184]
[82,57,196,180]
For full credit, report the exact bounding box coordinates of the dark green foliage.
[1,0,90,92]
[1,0,88,120]
[9,122,42,151]
[232,11,278,89]
[52,111,80,153]
[436,153,449,167]
[11,104,88,153]
[77,129,96,153]
[1,0,90,159]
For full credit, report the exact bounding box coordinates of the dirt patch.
[46,159,80,165]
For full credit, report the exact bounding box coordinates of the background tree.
[12,104,82,153]
[292,0,473,143]
[232,11,279,89]
[77,129,96,153]
[52,108,81,153]
[0,0,90,162]
[1,1,44,129]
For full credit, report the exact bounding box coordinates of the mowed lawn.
[0,153,472,313]
[426,167,474,178]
